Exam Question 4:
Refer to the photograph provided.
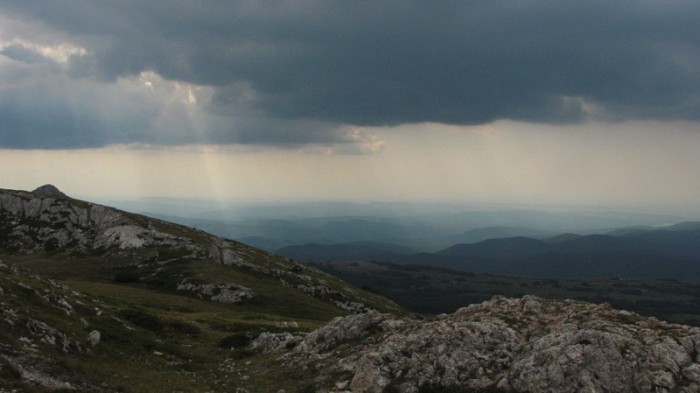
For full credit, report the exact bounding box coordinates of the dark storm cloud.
[1,1,700,149]
[0,44,51,64]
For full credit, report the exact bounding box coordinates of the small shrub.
[43,238,60,252]
[0,359,21,380]
[418,383,451,393]
[168,321,201,337]
[297,384,317,393]
[417,383,509,393]
[218,332,254,348]
[119,309,165,335]
[113,269,140,283]
[383,382,401,393]
[230,348,255,359]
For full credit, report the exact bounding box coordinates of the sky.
[1,1,700,215]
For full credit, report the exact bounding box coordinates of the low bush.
[218,332,254,348]
[0,358,22,380]
[113,269,140,283]
[118,309,165,335]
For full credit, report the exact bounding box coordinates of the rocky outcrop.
[250,332,301,353]
[209,238,247,267]
[176,279,254,304]
[0,187,189,254]
[286,296,700,392]
[295,311,392,354]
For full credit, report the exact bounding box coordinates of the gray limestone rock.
[290,296,700,392]
[295,311,389,353]
[0,187,193,254]
[86,330,101,347]
[176,280,254,304]
[250,332,300,353]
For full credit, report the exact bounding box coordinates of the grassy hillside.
[0,258,338,392]
[0,252,402,392]
[0,187,404,392]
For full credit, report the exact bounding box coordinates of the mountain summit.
[32,184,68,198]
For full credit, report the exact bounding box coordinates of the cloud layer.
[1,1,700,149]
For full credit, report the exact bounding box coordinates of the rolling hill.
[281,228,700,281]
[0,185,402,392]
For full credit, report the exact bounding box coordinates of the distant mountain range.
[100,197,700,280]
[101,197,690,253]
[277,241,416,262]
[278,222,700,280]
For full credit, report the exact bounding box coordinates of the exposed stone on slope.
[287,296,700,392]
[250,332,301,353]
[209,238,247,267]
[176,279,254,304]
[87,330,101,347]
[0,264,111,391]
[295,311,391,353]
[1,347,76,390]
[0,188,187,253]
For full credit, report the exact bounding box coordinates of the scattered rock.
[250,332,300,353]
[87,330,101,347]
[0,344,97,391]
[295,310,389,353]
[275,321,299,329]
[56,298,73,314]
[293,282,372,314]
[176,280,254,304]
[209,239,247,267]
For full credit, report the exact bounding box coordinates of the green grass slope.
[0,186,404,392]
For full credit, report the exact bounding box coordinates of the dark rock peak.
[32,184,68,198]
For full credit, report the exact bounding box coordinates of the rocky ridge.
[0,186,398,315]
[0,186,199,255]
[258,295,700,392]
